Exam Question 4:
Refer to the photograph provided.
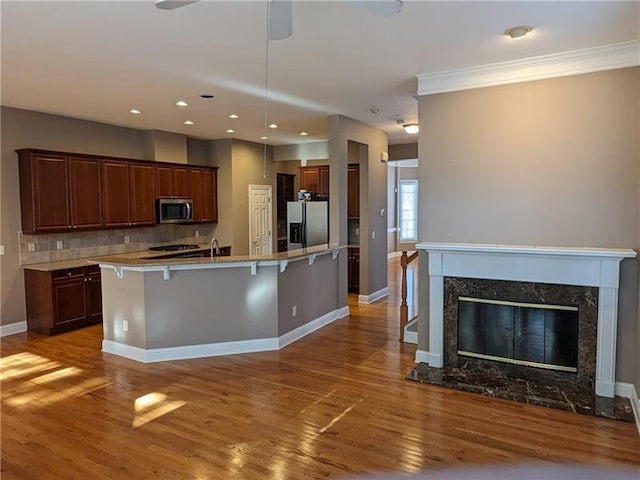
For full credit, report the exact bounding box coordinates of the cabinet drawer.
[52,268,85,281]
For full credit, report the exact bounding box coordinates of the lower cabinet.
[25,265,102,335]
[348,247,360,292]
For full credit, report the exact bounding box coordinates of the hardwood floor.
[2,259,639,479]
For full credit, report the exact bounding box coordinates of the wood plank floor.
[2,259,639,479]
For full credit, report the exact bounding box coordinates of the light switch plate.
[27,243,35,253]
[0,245,5,256]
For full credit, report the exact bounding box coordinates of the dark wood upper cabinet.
[299,166,329,198]
[68,157,103,229]
[347,164,359,219]
[18,152,70,233]
[102,160,131,227]
[189,167,218,223]
[130,163,155,226]
[17,149,217,233]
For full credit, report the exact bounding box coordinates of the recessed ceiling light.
[184,120,194,125]
[176,100,188,107]
[299,131,309,136]
[260,136,269,140]
[200,94,214,99]
[228,114,239,119]
[268,123,278,129]
[226,129,235,133]
[504,25,533,39]
[129,109,142,114]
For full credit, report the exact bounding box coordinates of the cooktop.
[148,244,200,252]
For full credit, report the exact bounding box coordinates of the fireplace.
[415,243,635,398]
[457,296,579,372]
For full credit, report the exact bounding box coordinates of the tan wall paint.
[143,130,188,164]
[389,143,418,161]
[329,115,388,303]
[209,139,234,247]
[417,67,640,383]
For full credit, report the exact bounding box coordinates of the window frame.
[399,179,418,242]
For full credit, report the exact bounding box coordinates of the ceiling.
[2,1,638,146]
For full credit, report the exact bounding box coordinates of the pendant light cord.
[262,0,271,179]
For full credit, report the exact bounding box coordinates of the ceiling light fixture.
[226,129,235,133]
[228,114,239,119]
[269,123,278,129]
[260,135,269,140]
[129,109,141,114]
[299,131,309,136]
[176,100,188,107]
[402,123,419,135]
[184,120,194,125]
[504,25,533,39]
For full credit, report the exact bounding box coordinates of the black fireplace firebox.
[457,297,579,372]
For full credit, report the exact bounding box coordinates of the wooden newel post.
[400,251,408,342]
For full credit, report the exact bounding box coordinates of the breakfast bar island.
[93,245,348,363]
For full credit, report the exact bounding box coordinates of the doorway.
[248,184,273,255]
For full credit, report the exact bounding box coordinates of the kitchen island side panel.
[143,266,279,349]
[277,253,341,336]
[101,269,147,349]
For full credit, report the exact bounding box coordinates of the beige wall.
[389,143,417,161]
[143,130,187,164]
[329,115,388,302]
[417,67,640,384]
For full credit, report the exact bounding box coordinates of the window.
[399,179,418,242]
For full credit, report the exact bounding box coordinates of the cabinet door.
[174,167,190,198]
[86,268,103,324]
[69,157,103,229]
[347,165,359,219]
[319,166,330,198]
[189,168,204,221]
[300,167,320,193]
[102,160,131,227]
[155,165,174,198]
[201,169,217,222]
[130,163,155,226]
[28,154,70,232]
[52,279,87,327]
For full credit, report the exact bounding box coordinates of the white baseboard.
[102,306,348,364]
[415,349,440,365]
[403,330,417,344]
[615,382,640,436]
[358,287,389,304]
[0,321,27,337]
[279,308,345,349]
[387,251,402,259]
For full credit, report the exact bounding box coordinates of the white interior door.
[248,184,273,255]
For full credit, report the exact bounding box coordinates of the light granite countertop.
[22,244,344,271]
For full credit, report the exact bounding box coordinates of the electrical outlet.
[56,240,63,250]
[27,243,35,253]
[123,320,129,332]
[371,231,376,240]
[0,245,5,256]
[195,230,200,238]
[124,235,130,244]
[292,305,297,317]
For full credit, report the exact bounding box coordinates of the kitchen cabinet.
[156,165,190,199]
[276,173,295,250]
[103,160,156,227]
[18,150,102,234]
[18,152,70,233]
[347,164,359,219]
[24,265,102,335]
[348,247,360,292]
[189,167,218,223]
[299,166,329,198]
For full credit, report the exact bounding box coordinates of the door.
[248,185,272,255]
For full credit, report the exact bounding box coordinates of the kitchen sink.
[144,246,231,260]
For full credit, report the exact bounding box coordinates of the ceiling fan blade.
[349,0,403,17]
[154,0,199,11]
[268,0,292,40]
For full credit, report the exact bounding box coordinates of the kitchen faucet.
[210,237,221,256]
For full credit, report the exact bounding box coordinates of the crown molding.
[417,41,640,96]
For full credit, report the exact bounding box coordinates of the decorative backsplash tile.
[19,224,215,265]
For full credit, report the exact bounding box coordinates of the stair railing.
[400,250,419,342]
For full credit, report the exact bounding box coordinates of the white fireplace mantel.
[415,242,636,398]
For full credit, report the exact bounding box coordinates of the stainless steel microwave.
[157,198,194,224]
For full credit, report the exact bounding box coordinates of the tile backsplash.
[19,224,215,265]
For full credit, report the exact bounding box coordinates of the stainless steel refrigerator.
[287,201,328,250]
